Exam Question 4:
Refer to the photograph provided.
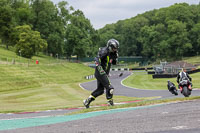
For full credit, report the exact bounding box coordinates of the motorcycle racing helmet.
[107,39,119,52]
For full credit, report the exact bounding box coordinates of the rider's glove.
[97,66,106,75]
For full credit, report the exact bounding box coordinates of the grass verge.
[67,96,200,115]
[122,71,200,90]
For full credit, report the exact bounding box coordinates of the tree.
[166,3,195,30]
[14,25,47,58]
[140,23,169,60]
[97,3,199,61]
[0,0,13,48]
[31,0,64,56]
[65,10,96,59]
[47,33,64,56]
[167,20,192,59]
[119,16,149,56]
[190,22,200,55]
[10,0,32,25]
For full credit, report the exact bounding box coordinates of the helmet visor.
[112,47,118,52]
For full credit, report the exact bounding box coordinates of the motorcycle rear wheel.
[182,86,190,97]
[173,89,178,95]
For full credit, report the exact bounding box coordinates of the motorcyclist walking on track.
[83,39,119,108]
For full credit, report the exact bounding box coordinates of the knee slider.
[109,85,114,94]
[110,89,114,94]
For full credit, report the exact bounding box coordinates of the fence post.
[12,58,15,64]
[27,59,30,67]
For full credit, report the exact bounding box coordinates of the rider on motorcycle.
[177,68,192,89]
[167,80,178,95]
[177,68,192,83]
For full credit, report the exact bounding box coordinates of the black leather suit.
[91,47,118,100]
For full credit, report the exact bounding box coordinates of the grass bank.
[0,47,146,113]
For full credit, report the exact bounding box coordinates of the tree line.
[1,1,200,61]
[0,0,99,58]
[98,3,200,61]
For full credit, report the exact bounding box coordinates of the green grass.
[123,71,200,90]
[0,47,145,113]
[183,56,200,65]
[1,46,200,113]
[0,45,68,66]
[0,63,93,113]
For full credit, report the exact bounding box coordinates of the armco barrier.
[85,75,95,80]
[152,74,177,79]
[130,67,153,71]
[148,71,155,74]
[187,68,200,74]
[111,68,129,71]
[85,68,129,79]
[152,68,200,78]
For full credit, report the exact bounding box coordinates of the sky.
[52,0,199,29]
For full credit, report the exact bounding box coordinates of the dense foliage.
[0,0,98,58]
[0,1,200,61]
[98,3,200,61]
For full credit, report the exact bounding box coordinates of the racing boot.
[107,99,114,106]
[83,95,95,108]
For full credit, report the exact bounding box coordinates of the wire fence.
[0,57,70,67]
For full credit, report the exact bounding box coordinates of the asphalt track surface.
[1,71,200,133]
[81,71,200,99]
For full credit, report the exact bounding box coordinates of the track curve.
[80,71,200,99]
[1,71,200,133]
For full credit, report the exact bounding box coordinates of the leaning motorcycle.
[179,79,192,97]
[167,81,178,96]
[170,87,178,96]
